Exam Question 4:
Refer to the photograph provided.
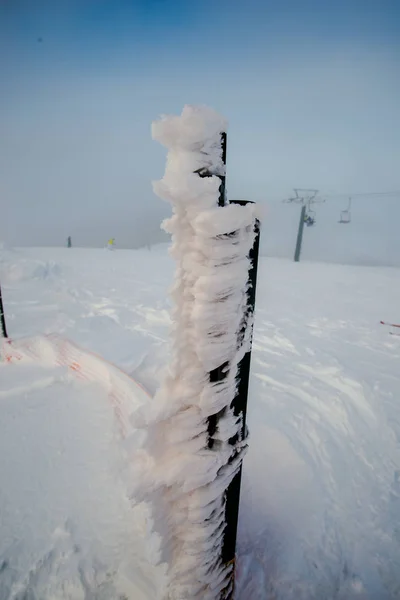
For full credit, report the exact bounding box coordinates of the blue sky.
[2,0,399,79]
[1,0,400,262]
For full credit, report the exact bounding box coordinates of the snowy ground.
[1,246,400,599]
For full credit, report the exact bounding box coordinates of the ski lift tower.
[283,188,326,262]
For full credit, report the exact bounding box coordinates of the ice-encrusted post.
[220,199,260,572]
[0,282,7,338]
[138,105,260,600]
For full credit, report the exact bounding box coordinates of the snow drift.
[0,355,167,600]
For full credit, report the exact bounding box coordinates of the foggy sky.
[1,0,399,265]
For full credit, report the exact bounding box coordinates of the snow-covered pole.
[0,282,7,338]
[137,106,260,600]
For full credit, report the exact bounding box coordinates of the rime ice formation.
[135,106,257,599]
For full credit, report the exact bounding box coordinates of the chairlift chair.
[339,197,352,224]
[304,208,316,226]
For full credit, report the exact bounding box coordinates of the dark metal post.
[0,282,8,338]
[195,131,227,208]
[201,132,228,446]
[194,135,260,598]
[195,131,229,447]
[222,200,260,592]
[294,204,306,262]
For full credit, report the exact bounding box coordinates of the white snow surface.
[1,245,400,599]
[0,362,167,600]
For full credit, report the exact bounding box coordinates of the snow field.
[1,243,400,598]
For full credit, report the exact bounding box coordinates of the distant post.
[294,204,306,262]
[0,282,8,338]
